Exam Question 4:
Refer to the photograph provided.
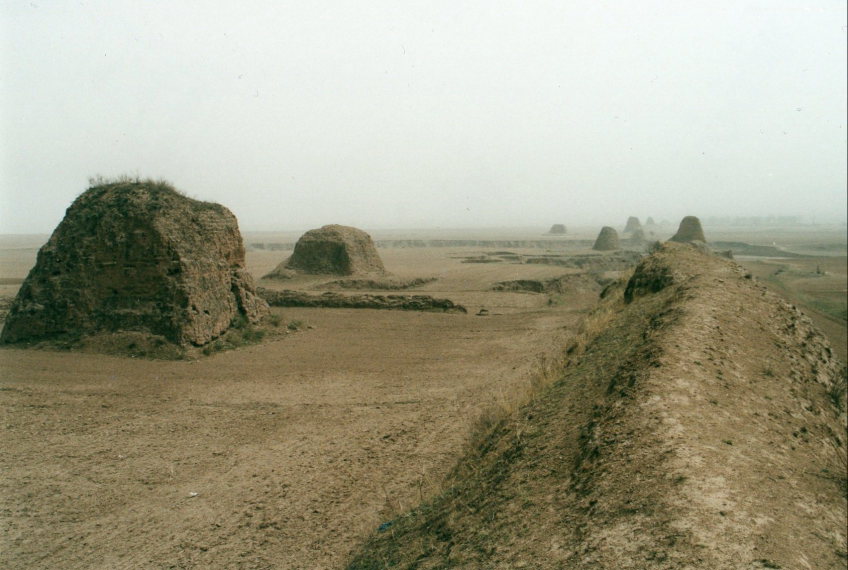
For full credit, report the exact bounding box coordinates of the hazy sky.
[1,1,846,233]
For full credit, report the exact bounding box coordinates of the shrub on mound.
[1,178,268,347]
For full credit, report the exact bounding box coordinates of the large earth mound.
[548,224,567,235]
[1,180,268,347]
[265,224,385,277]
[348,242,846,569]
[669,215,707,243]
[592,226,620,251]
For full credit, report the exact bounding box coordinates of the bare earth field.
[0,225,845,569]
[1,235,596,569]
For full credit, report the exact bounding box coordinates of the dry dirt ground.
[1,227,845,569]
[0,239,597,569]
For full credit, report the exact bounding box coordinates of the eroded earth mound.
[265,224,385,278]
[548,224,567,235]
[624,216,642,233]
[669,215,707,243]
[592,226,620,251]
[1,180,267,347]
[349,241,847,569]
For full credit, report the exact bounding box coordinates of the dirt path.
[0,304,584,569]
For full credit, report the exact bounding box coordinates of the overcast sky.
[1,1,846,233]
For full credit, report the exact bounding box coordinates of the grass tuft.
[829,366,847,413]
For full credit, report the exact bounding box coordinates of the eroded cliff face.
[1,181,267,346]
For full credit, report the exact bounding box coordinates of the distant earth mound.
[592,226,620,251]
[669,215,707,243]
[348,241,846,569]
[628,227,646,245]
[624,216,642,233]
[0,179,268,348]
[548,224,567,235]
[265,224,385,278]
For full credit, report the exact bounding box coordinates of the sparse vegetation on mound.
[198,313,304,356]
[348,242,846,569]
[1,310,301,360]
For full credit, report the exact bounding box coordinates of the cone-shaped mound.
[645,216,657,227]
[623,216,642,233]
[274,224,385,276]
[592,226,620,251]
[548,224,567,235]
[669,215,706,243]
[1,180,268,347]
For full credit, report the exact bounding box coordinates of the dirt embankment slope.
[349,242,847,569]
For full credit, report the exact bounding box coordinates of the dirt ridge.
[347,242,847,569]
[257,288,467,313]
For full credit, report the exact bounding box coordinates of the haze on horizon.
[1,1,846,235]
